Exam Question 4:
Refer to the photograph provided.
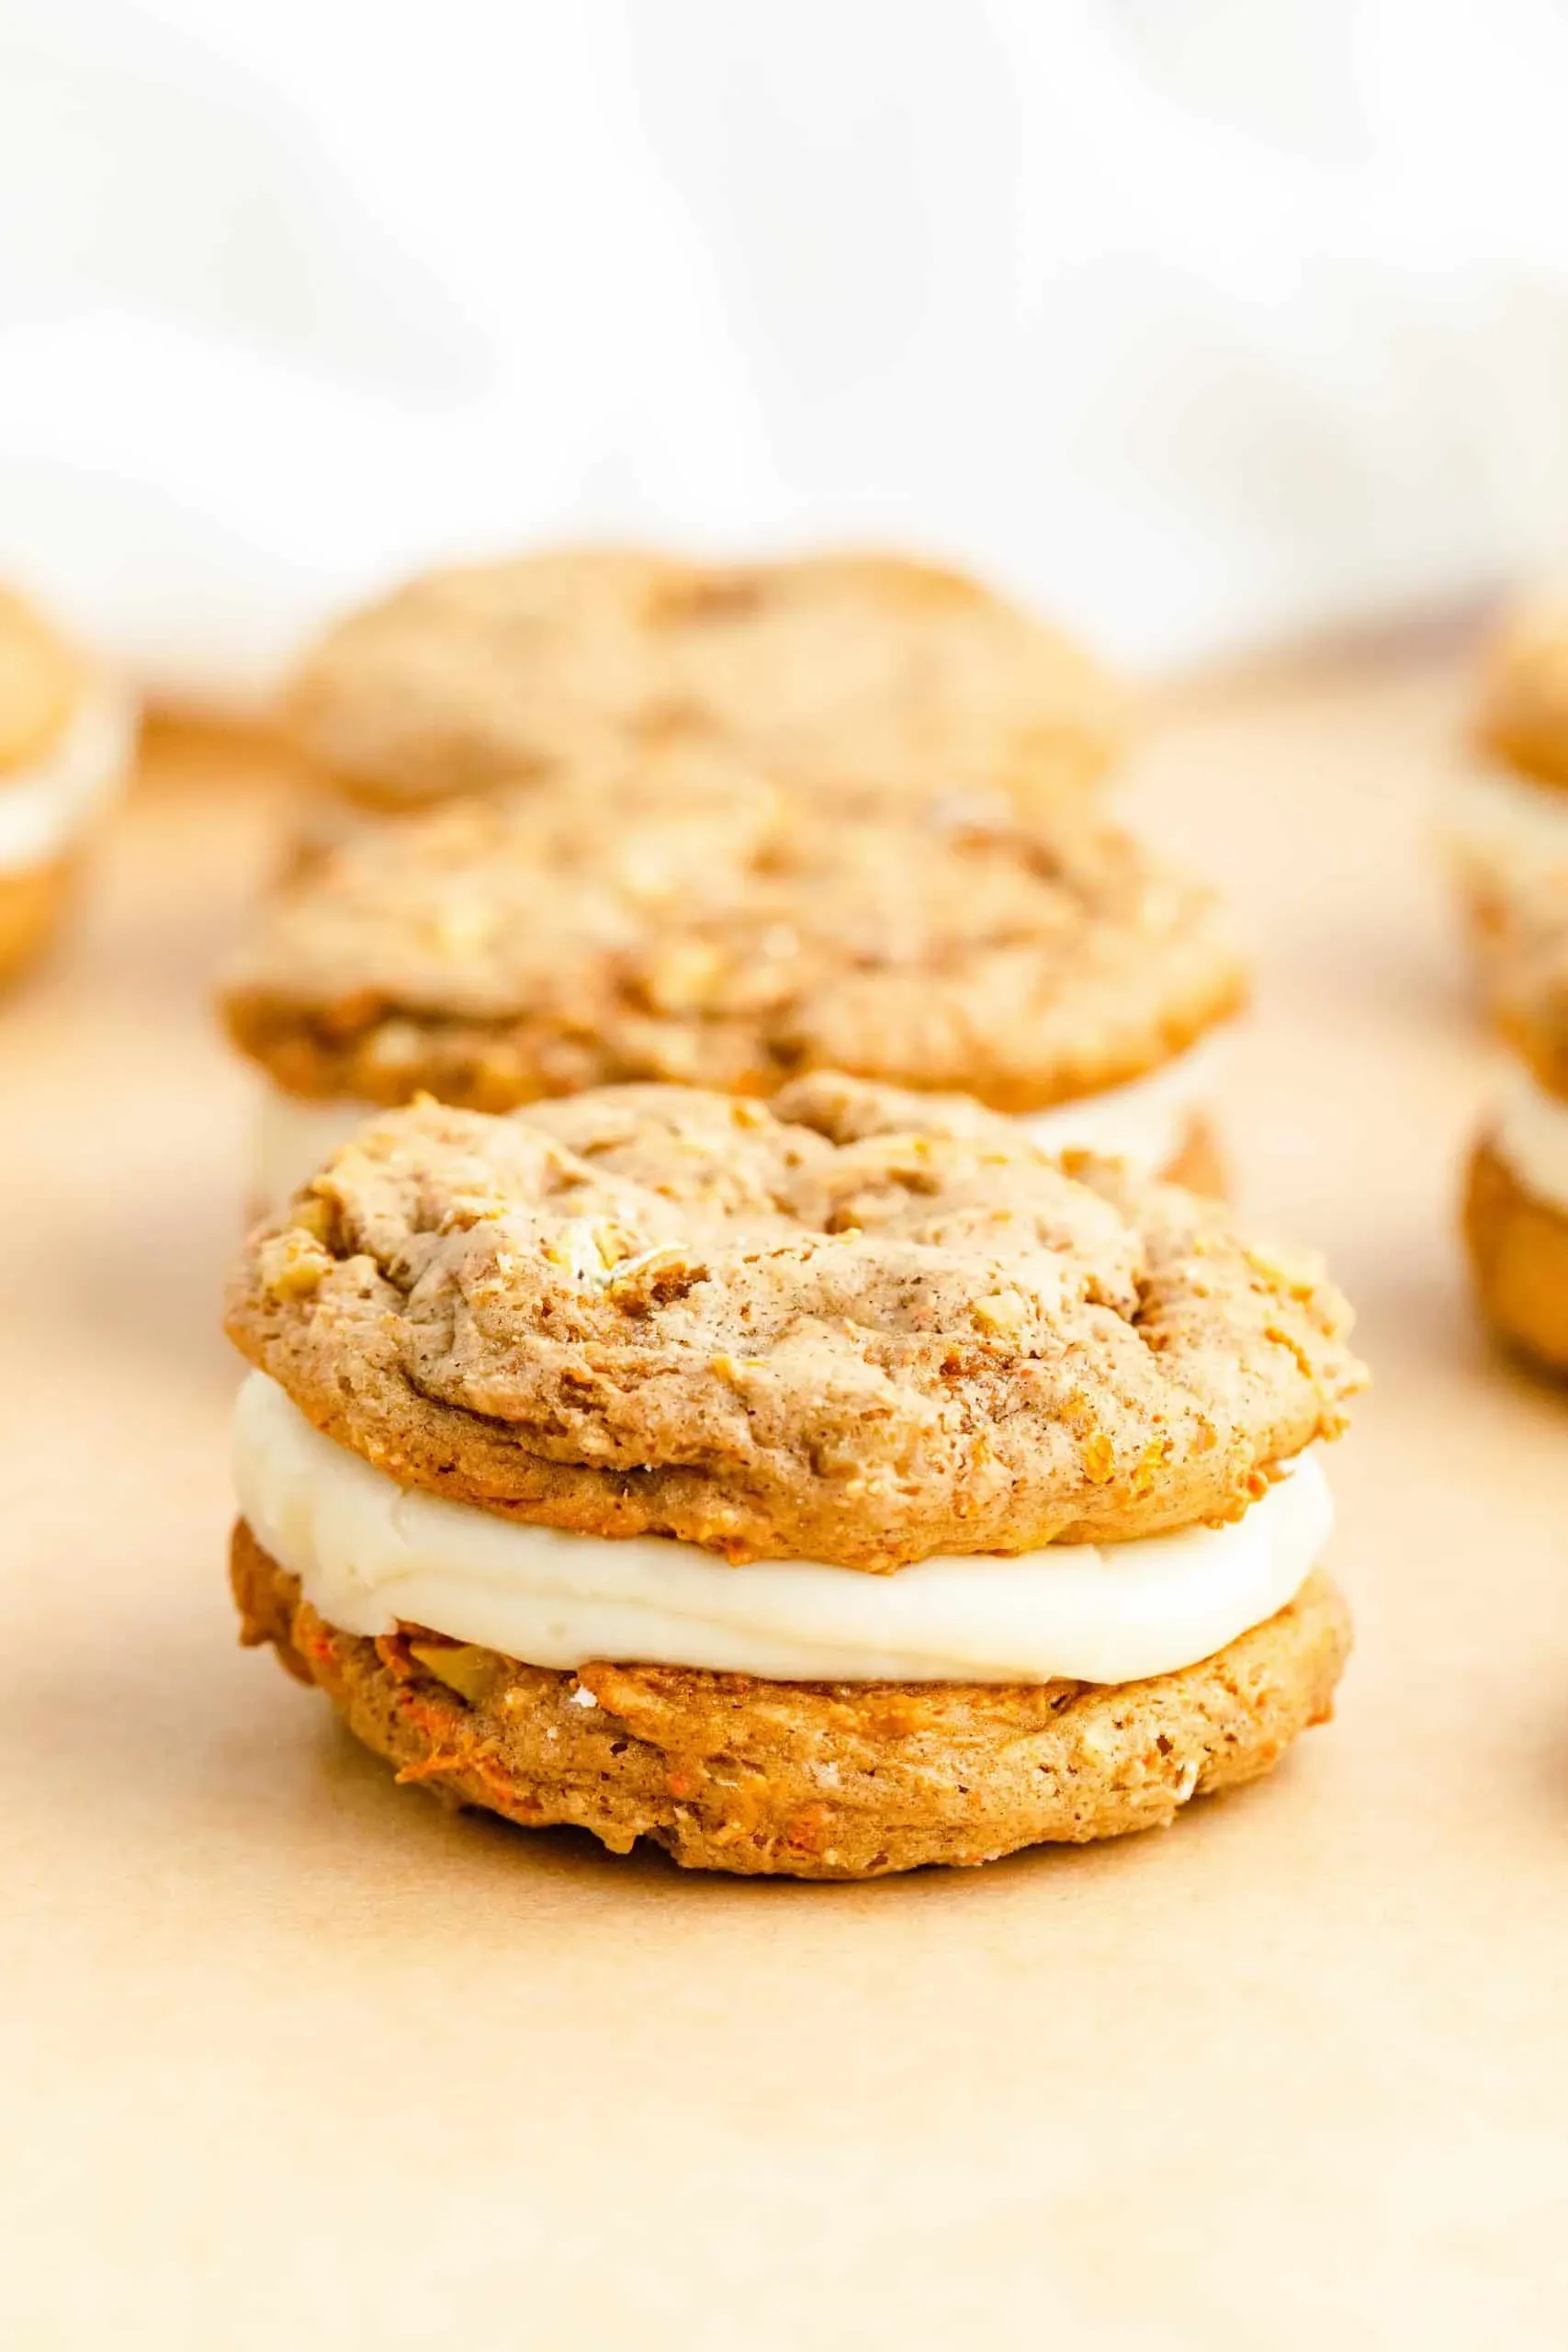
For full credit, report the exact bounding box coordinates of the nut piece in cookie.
[224,1078,1363,1878]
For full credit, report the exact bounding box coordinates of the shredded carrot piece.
[394,1750,467,1785]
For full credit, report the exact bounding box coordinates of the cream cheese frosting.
[0,675,138,874]
[251,1029,1225,1213]
[1494,1061,1568,1213]
[232,1370,1330,1687]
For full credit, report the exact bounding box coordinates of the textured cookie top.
[282,546,1123,813]
[226,1077,1363,1571]
[1476,599,1568,792]
[0,587,80,773]
[222,767,1246,1114]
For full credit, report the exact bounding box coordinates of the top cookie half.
[222,763,1246,1117]
[227,1077,1363,1570]
[282,547,1124,818]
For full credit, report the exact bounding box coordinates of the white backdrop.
[3,0,1568,704]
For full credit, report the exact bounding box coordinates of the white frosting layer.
[0,677,138,873]
[232,1371,1329,1686]
[251,1031,1224,1213]
[1495,1063,1568,1213]
[1441,764,1568,888]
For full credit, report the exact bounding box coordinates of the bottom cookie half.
[231,1521,1348,1880]
[0,856,73,988]
[1465,1137,1568,1376]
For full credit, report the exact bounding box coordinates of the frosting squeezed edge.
[233,1371,1330,1687]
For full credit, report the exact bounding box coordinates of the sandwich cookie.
[226,1076,1363,1878]
[0,587,137,986]
[1466,885,1568,1373]
[222,761,1247,1213]
[283,545,1124,846]
[1445,599,1568,963]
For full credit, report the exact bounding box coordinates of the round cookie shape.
[0,586,80,772]
[222,770,1246,1117]
[232,1526,1351,1878]
[282,546,1123,813]
[225,1078,1364,1572]
[1477,598,1568,791]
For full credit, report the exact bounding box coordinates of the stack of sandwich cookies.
[226,1078,1362,1879]
[222,762,1247,1211]
[0,586,137,986]
[1465,884,1568,1373]
[1445,598,1568,961]
[284,546,1124,845]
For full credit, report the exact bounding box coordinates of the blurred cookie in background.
[220,753,1245,1216]
[0,585,139,990]
[1464,876,1568,1375]
[282,545,1126,854]
[1443,597,1568,978]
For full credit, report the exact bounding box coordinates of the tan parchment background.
[3,640,1566,2348]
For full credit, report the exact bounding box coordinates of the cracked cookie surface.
[226,1076,1363,1570]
